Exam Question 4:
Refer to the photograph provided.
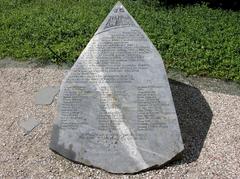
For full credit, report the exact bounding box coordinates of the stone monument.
[50,1,184,174]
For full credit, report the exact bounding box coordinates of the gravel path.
[0,60,239,178]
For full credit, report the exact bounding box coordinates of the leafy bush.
[0,0,239,82]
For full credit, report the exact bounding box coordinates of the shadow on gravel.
[169,79,213,164]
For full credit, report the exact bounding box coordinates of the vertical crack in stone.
[81,35,148,169]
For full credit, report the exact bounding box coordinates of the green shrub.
[0,0,239,82]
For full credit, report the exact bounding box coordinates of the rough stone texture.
[49,2,183,173]
[19,118,40,135]
[35,86,59,105]
[0,59,240,178]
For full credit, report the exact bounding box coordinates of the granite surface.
[49,2,184,173]
[35,86,59,105]
[19,118,40,135]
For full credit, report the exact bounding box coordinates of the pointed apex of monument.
[115,1,123,6]
[95,1,139,35]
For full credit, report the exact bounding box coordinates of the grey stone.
[20,118,40,135]
[50,1,184,174]
[35,86,59,105]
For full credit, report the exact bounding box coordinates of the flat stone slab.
[20,118,40,135]
[50,1,184,174]
[35,86,59,105]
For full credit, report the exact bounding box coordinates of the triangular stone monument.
[50,2,184,174]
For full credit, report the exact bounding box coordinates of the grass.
[0,0,239,82]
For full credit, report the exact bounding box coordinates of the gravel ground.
[0,59,239,178]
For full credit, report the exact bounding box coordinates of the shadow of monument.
[169,79,213,164]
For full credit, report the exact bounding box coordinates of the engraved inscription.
[105,15,135,29]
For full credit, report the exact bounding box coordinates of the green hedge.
[0,0,239,82]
